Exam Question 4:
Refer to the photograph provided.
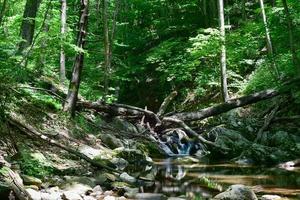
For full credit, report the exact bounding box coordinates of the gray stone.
[213,185,257,200]
[260,195,282,200]
[62,191,83,200]
[104,195,116,200]
[41,192,61,200]
[99,134,123,149]
[111,158,128,170]
[26,188,42,200]
[92,185,103,193]
[120,172,136,184]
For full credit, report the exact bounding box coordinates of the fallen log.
[79,101,161,124]
[1,156,32,200]
[157,91,177,117]
[168,89,281,122]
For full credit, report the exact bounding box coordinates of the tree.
[102,0,110,99]
[258,0,279,78]
[218,0,229,102]
[281,0,300,74]
[102,0,119,100]
[60,0,67,84]
[18,0,42,53]
[63,0,89,116]
[0,0,8,26]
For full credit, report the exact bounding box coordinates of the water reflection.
[145,158,300,199]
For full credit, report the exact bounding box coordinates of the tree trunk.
[102,0,110,99]
[60,0,67,84]
[281,0,300,74]
[0,0,8,26]
[169,89,281,122]
[218,0,229,102]
[259,0,279,78]
[18,0,42,53]
[63,0,89,116]
[241,0,246,21]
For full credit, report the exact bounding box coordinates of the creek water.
[143,157,300,199]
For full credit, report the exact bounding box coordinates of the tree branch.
[169,89,281,122]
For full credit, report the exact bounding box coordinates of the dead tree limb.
[8,114,118,172]
[254,103,281,143]
[169,89,281,122]
[79,101,161,124]
[157,91,177,117]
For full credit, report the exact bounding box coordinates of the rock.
[82,195,97,200]
[118,197,126,200]
[260,195,283,200]
[94,173,108,185]
[62,183,92,196]
[63,176,96,187]
[40,192,61,200]
[115,148,149,166]
[22,175,42,188]
[167,198,185,200]
[134,193,167,200]
[212,185,257,200]
[111,118,138,134]
[62,191,83,200]
[104,195,116,200]
[26,188,42,200]
[120,172,136,184]
[26,185,40,190]
[99,134,123,149]
[92,185,103,193]
[78,145,103,159]
[124,187,139,198]
[104,190,114,196]
[104,173,117,182]
[111,158,128,170]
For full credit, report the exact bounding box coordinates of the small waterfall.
[158,129,200,156]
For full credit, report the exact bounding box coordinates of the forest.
[0,0,300,199]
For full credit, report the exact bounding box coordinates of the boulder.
[99,134,123,149]
[26,188,42,200]
[111,158,128,170]
[119,172,136,184]
[104,195,116,200]
[62,191,83,200]
[22,175,42,188]
[212,185,257,200]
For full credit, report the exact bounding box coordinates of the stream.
[143,157,300,199]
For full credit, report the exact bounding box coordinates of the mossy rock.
[136,141,165,158]
[114,148,148,165]
[98,134,123,149]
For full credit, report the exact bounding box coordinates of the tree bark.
[18,0,42,53]
[281,0,300,74]
[60,0,67,83]
[64,0,89,116]
[157,91,177,117]
[259,0,279,78]
[169,89,281,122]
[218,0,229,102]
[102,0,110,99]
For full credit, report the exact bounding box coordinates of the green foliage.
[17,149,54,178]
